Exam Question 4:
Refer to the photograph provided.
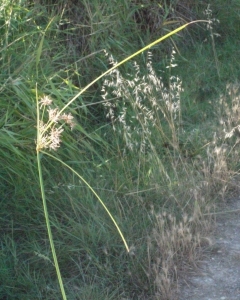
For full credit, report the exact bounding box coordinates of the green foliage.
[1,0,240,299]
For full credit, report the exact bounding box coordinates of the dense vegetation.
[1,0,240,299]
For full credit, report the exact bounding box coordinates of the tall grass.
[1,0,240,299]
[35,20,199,298]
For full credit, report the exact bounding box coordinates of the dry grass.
[100,49,240,298]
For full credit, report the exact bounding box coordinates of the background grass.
[1,0,240,299]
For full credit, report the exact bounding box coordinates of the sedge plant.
[35,20,207,299]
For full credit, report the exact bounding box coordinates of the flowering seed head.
[48,107,60,123]
[60,113,75,130]
[36,96,76,151]
[39,95,53,108]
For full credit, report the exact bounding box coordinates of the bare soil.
[178,197,240,300]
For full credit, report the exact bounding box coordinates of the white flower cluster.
[36,96,75,151]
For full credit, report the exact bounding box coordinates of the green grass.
[1,0,240,299]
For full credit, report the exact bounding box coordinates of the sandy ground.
[178,196,240,300]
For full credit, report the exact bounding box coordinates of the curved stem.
[41,150,130,253]
[42,21,207,134]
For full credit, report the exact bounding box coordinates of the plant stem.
[42,150,130,253]
[37,151,67,300]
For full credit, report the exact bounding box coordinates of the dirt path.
[178,197,240,300]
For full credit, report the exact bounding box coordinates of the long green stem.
[36,87,67,300]
[59,21,207,114]
[41,150,130,253]
[37,152,67,300]
[42,20,207,135]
